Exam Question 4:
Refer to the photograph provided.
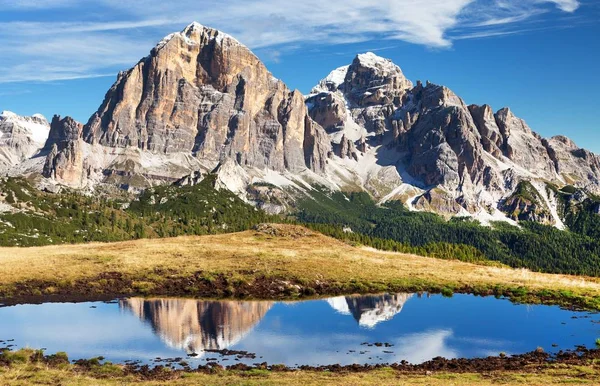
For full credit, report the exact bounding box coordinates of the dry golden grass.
[1,224,600,305]
[1,365,600,386]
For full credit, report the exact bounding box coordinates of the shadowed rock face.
[544,135,600,190]
[327,293,413,328]
[120,298,272,354]
[42,116,85,186]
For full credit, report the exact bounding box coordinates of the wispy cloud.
[0,0,583,83]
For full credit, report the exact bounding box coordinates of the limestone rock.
[499,181,555,225]
[336,134,359,161]
[413,188,465,217]
[343,52,413,107]
[83,22,330,175]
[545,135,600,193]
[175,170,204,187]
[468,104,504,158]
[0,111,49,168]
[494,107,556,179]
[42,116,85,186]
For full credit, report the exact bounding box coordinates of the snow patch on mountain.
[155,22,243,52]
[0,111,49,145]
[310,65,349,95]
[530,180,566,230]
[327,297,351,315]
[356,52,401,73]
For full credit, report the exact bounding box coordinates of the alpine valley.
[2,22,600,276]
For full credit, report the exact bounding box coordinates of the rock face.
[0,111,49,168]
[499,181,555,225]
[544,135,600,191]
[80,22,329,176]
[493,108,556,179]
[42,116,85,186]
[120,298,272,354]
[40,23,331,190]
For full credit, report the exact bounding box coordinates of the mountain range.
[2,22,599,227]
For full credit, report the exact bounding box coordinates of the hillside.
[1,224,599,310]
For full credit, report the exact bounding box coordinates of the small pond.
[1,293,598,367]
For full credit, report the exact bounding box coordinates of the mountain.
[306,53,600,225]
[120,298,272,354]
[0,111,49,169]
[1,22,600,226]
[37,22,330,191]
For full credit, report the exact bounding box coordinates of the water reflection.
[120,299,272,353]
[327,293,413,328]
[120,293,412,354]
[1,293,597,366]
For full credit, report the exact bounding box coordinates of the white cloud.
[0,0,582,83]
[541,0,580,12]
[0,0,79,9]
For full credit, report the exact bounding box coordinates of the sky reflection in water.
[0,293,598,367]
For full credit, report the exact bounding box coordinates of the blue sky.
[0,0,599,151]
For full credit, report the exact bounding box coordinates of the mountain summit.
[40,22,330,188]
[306,51,600,224]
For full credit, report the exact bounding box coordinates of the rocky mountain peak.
[411,81,465,109]
[344,52,413,106]
[0,111,49,144]
[43,115,83,152]
[310,66,349,94]
[550,135,578,149]
[0,111,50,168]
[5,23,600,227]
[351,52,408,80]
[38,22,332,188]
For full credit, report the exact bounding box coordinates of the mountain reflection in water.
[120,298,273,353]
[1,293,596,367]
[120,293,413,353]
[327,293,413,328]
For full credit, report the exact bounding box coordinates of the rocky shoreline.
[2,345,600,381]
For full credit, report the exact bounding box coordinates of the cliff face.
[42,116,85,186]
[42,22,331,190]
[80,22,329,174]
